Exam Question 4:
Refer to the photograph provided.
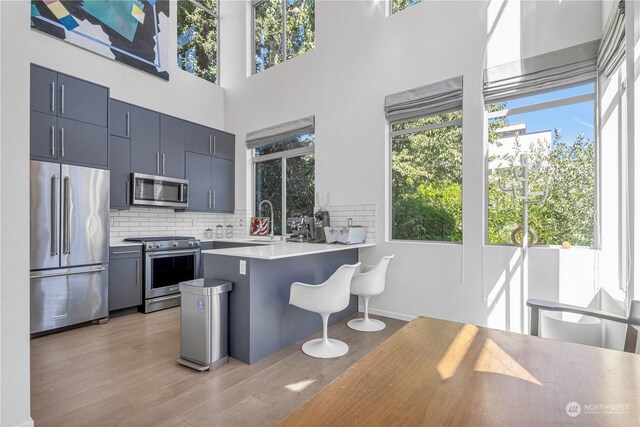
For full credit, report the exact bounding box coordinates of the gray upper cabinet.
[213,130,235,160]
[30,65,57,116]
[130,106,160,176]
[160,115,185,179]
[185,153,234,213]
[185,122,235,160]
[30,111,57,161]
[185,152,213,211]
[57,74,108,127]
[110,135,131,209]
[185,122,213,156]
[30,65,109,169]
[212,157,234,212]
[110,100,130,138]
[57,118,109,168]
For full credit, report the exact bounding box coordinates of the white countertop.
[200,237,276,245]
[110,239,143,247]
[202,242,375,260]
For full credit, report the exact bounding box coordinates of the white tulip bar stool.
[347,255,394,332]
[289,263,361,358]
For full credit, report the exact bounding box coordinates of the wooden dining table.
[280,316,640,426]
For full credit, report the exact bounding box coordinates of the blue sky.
[499,83,595,142]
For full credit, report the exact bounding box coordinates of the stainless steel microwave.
[131,173,188,208]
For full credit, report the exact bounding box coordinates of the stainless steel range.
[124,236,201,313]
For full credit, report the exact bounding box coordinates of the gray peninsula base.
[203,249,358,364]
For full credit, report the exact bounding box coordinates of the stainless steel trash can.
[176,279,233,372]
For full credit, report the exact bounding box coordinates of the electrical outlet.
[239,260,246,275]
[348,218,353,226]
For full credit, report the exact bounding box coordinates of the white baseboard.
[357,301,416,322]
[14,418,34,427]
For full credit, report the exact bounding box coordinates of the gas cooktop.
[124,236,196,242]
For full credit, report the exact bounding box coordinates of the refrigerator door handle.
[51,175,58,256]
[63,176,71,255]
[30,266,106,280]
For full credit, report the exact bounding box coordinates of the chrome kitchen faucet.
[258,200,275,240]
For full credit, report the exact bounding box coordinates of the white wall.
[220,0,602,330]
[30,1,225,128]
[0,1,33,426]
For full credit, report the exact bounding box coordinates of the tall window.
[177,0,218,84]
[253,0,315,73]
[486,82,597,246]
[254,134,315,235]
[391,0,423,14]
[391,111,463,242]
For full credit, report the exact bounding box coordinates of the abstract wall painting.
[31,0,170,80]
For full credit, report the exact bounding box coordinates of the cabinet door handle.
[212,190,216,209]
[156,152,160,174]
[209,135,213,154]
[111,250,140,255]
[60,128,65,157]
[50,125,55,156]
[208,190,212,209]
[125,180,130,205]
[213,135,216,154]
[60,84,65,114]
[126,112,130,137]
[50,81,55,113]
[135,259,140,286]
[162,153,166,175]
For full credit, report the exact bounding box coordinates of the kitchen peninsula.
[202,242,375,364]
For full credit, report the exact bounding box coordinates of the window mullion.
[282,157,288,235]
[281,0,287,63]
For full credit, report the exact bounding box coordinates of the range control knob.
[147,243,155,250]
[188,241,195,247]
[172,241,179,248]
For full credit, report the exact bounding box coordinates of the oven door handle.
[150,294,181,304]
[146,249,200,257]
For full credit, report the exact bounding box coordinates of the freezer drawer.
[30,265,108,334]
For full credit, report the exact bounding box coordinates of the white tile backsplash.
[109,207,250,240]
[110,204,376,243]
[326,204,376,243]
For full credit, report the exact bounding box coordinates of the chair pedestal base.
[348,317,386,332]
[301,338,349,358]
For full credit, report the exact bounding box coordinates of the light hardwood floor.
[31,308,405,427]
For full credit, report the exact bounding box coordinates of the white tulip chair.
[289,263,360,358]
[347,255,394,332]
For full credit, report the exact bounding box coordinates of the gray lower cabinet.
[110,135,131,209]
[185,152,234,212]
[109,247,143,312]
[130,105,160,176]
[110,100,130,138]
[160,114,185,179]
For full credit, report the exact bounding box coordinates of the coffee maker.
[309,192,331,243]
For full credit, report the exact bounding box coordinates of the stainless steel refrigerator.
[30,160,110,334]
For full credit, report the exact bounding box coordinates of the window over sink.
[253,133,315,236]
